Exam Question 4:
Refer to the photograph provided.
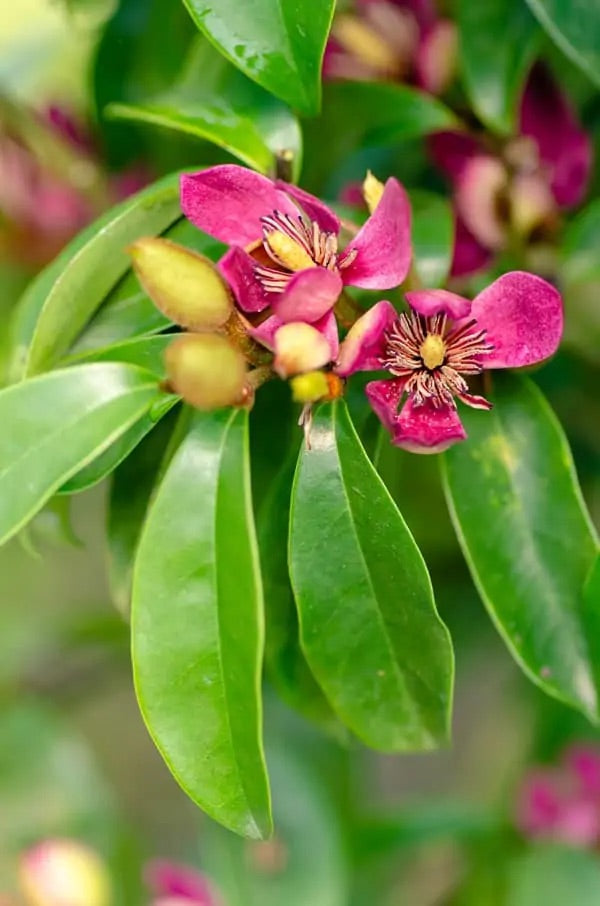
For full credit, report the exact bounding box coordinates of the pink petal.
[313,310,340,360]
[405,288,471,320]
[357,0,436,31]
[520,63,592,208]
[275,181,340,234]
[338,181,365,207]
[516,773,563,837]
[180,166,298,247]
[336,300,398,376]
[555,800,600,847]
[365,378,406,433]
[450,216,494,278]
[273,322,333,377]
[248,314,283,351]
[428,130,482,183]
[339,177,412,289]
[566,746,600,797]
[471,271,563,369]
[219,246,270,313]
[145,860,214,904]
[393,397,467,453]
[455,155,508,250]
[270,268,342,323]
[416,20,457,95]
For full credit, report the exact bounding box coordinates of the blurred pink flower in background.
[18,838,111,906]
[145,859,220,906]
[517,745,600,847]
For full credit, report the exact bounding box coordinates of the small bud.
[129,238,233,330]
[273,323,332,378]
[509,173,555,238]
[290,370,330,403]
[19,839,111,906]
[362,171,385,214]
[165,333,247,410]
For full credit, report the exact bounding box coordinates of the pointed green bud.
[165,333,248,410]
[129,238,233,330]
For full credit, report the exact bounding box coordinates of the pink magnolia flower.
[180,164,411,377]
[145,859,219,906]
[430,64,592,277]
[336,271,562,453]
[517,745,600,848]
[324,0,457,95]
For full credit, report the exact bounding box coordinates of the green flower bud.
[290,370,330,403]
[129,238,233,331]
[165,333,248,410]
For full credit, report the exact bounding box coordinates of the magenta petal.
[275,181,340,234]
[145,860,214,904]
[270,267,342,323]
[336,300,398,376]
[450,216,494,278]
[339,177,411,289]
[366,378,406,433]
[248,314,283,351]
[516,773,563,837]
[471,271,563,369]
[455,155,507,250]
[416,20,457,95]
[357,0,436,30]
[180,165,298,246]
[428,130,482,183]
[405,288,471,320]
[520,63,592,208]
[566,746,600,797]
[314,310,340,360]
[393,397,467,453]
[219,246,270,313]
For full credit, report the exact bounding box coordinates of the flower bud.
[290,371,330,403]
[165,333,248,410]
[273,323,332,378]
[129,238,233,330]
[19,839,111,906]
[362,171,384,214]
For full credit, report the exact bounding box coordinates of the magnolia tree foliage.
[1,0,600,901]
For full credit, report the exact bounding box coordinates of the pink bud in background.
[19,839,112,906]
[145,860,219,906]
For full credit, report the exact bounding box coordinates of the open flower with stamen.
[336,271,562,453]
[180,164,411,376]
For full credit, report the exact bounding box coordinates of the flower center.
[382,311,493,409]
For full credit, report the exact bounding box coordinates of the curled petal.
[313,310,340,360]
[180,166,298,246]
[219,246,270,313]
[365,378,406,433]
[450,216,494,278]
[405,288,471,320]
[393,397,467,453]
[339,177,412,289]
[416,20,458,95]
[145,860,215,905]
[336,300,398,376]
[248,314,282,351]
[428,130,482,183]
[273,322,333,377]
[276,181,340,234]
[520,63,592,208]
[270,267,342,323]
[455,155,508,250]
[471,271,563,369]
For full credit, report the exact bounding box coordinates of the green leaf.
[131,408,272,838]
[257,454,340,732]
[289,401,454,751]
[181,0,336,115]
[109,39,302,177]
[442,372,600,719]
[14,172,182,378]
[583,555,600,692]
[524,0,600,88]
[561,199,600,285]
[507,844,600,906]
[65,335,173,378]
[458,0,539,134]
[410,191,455,289]
[0,363,159,546]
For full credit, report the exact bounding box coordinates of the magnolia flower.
[430,64,592,277]
[145,859,219,906]
[324,0,457,95]
[517,746,600,848]
[336,271,562,453]
[180,164,411,378]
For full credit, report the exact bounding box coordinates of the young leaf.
[131,409,272,838]
[181,0,336,114]
[442,373,600,720]
[0,363,159,546]
[289,401,454,752]
[458,0,540,134]
[410,191,455,289]
[524,0,600,88]
[18,172,182,377]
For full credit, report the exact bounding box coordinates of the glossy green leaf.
[442,373,600,719]
[257,455,340,732]
[182,0,336,115]
[17,172,182,377]
[524,0,600,88]
[507,845,600,906]
[109,39,302,177]
[289,401,454,751]
[65,335,172,378]
[132,409,272,838]
[410,191,455,289]
[583,555,600,692]
[459,0,539,134]
[0,363,159,546]
[561,199,600,285]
